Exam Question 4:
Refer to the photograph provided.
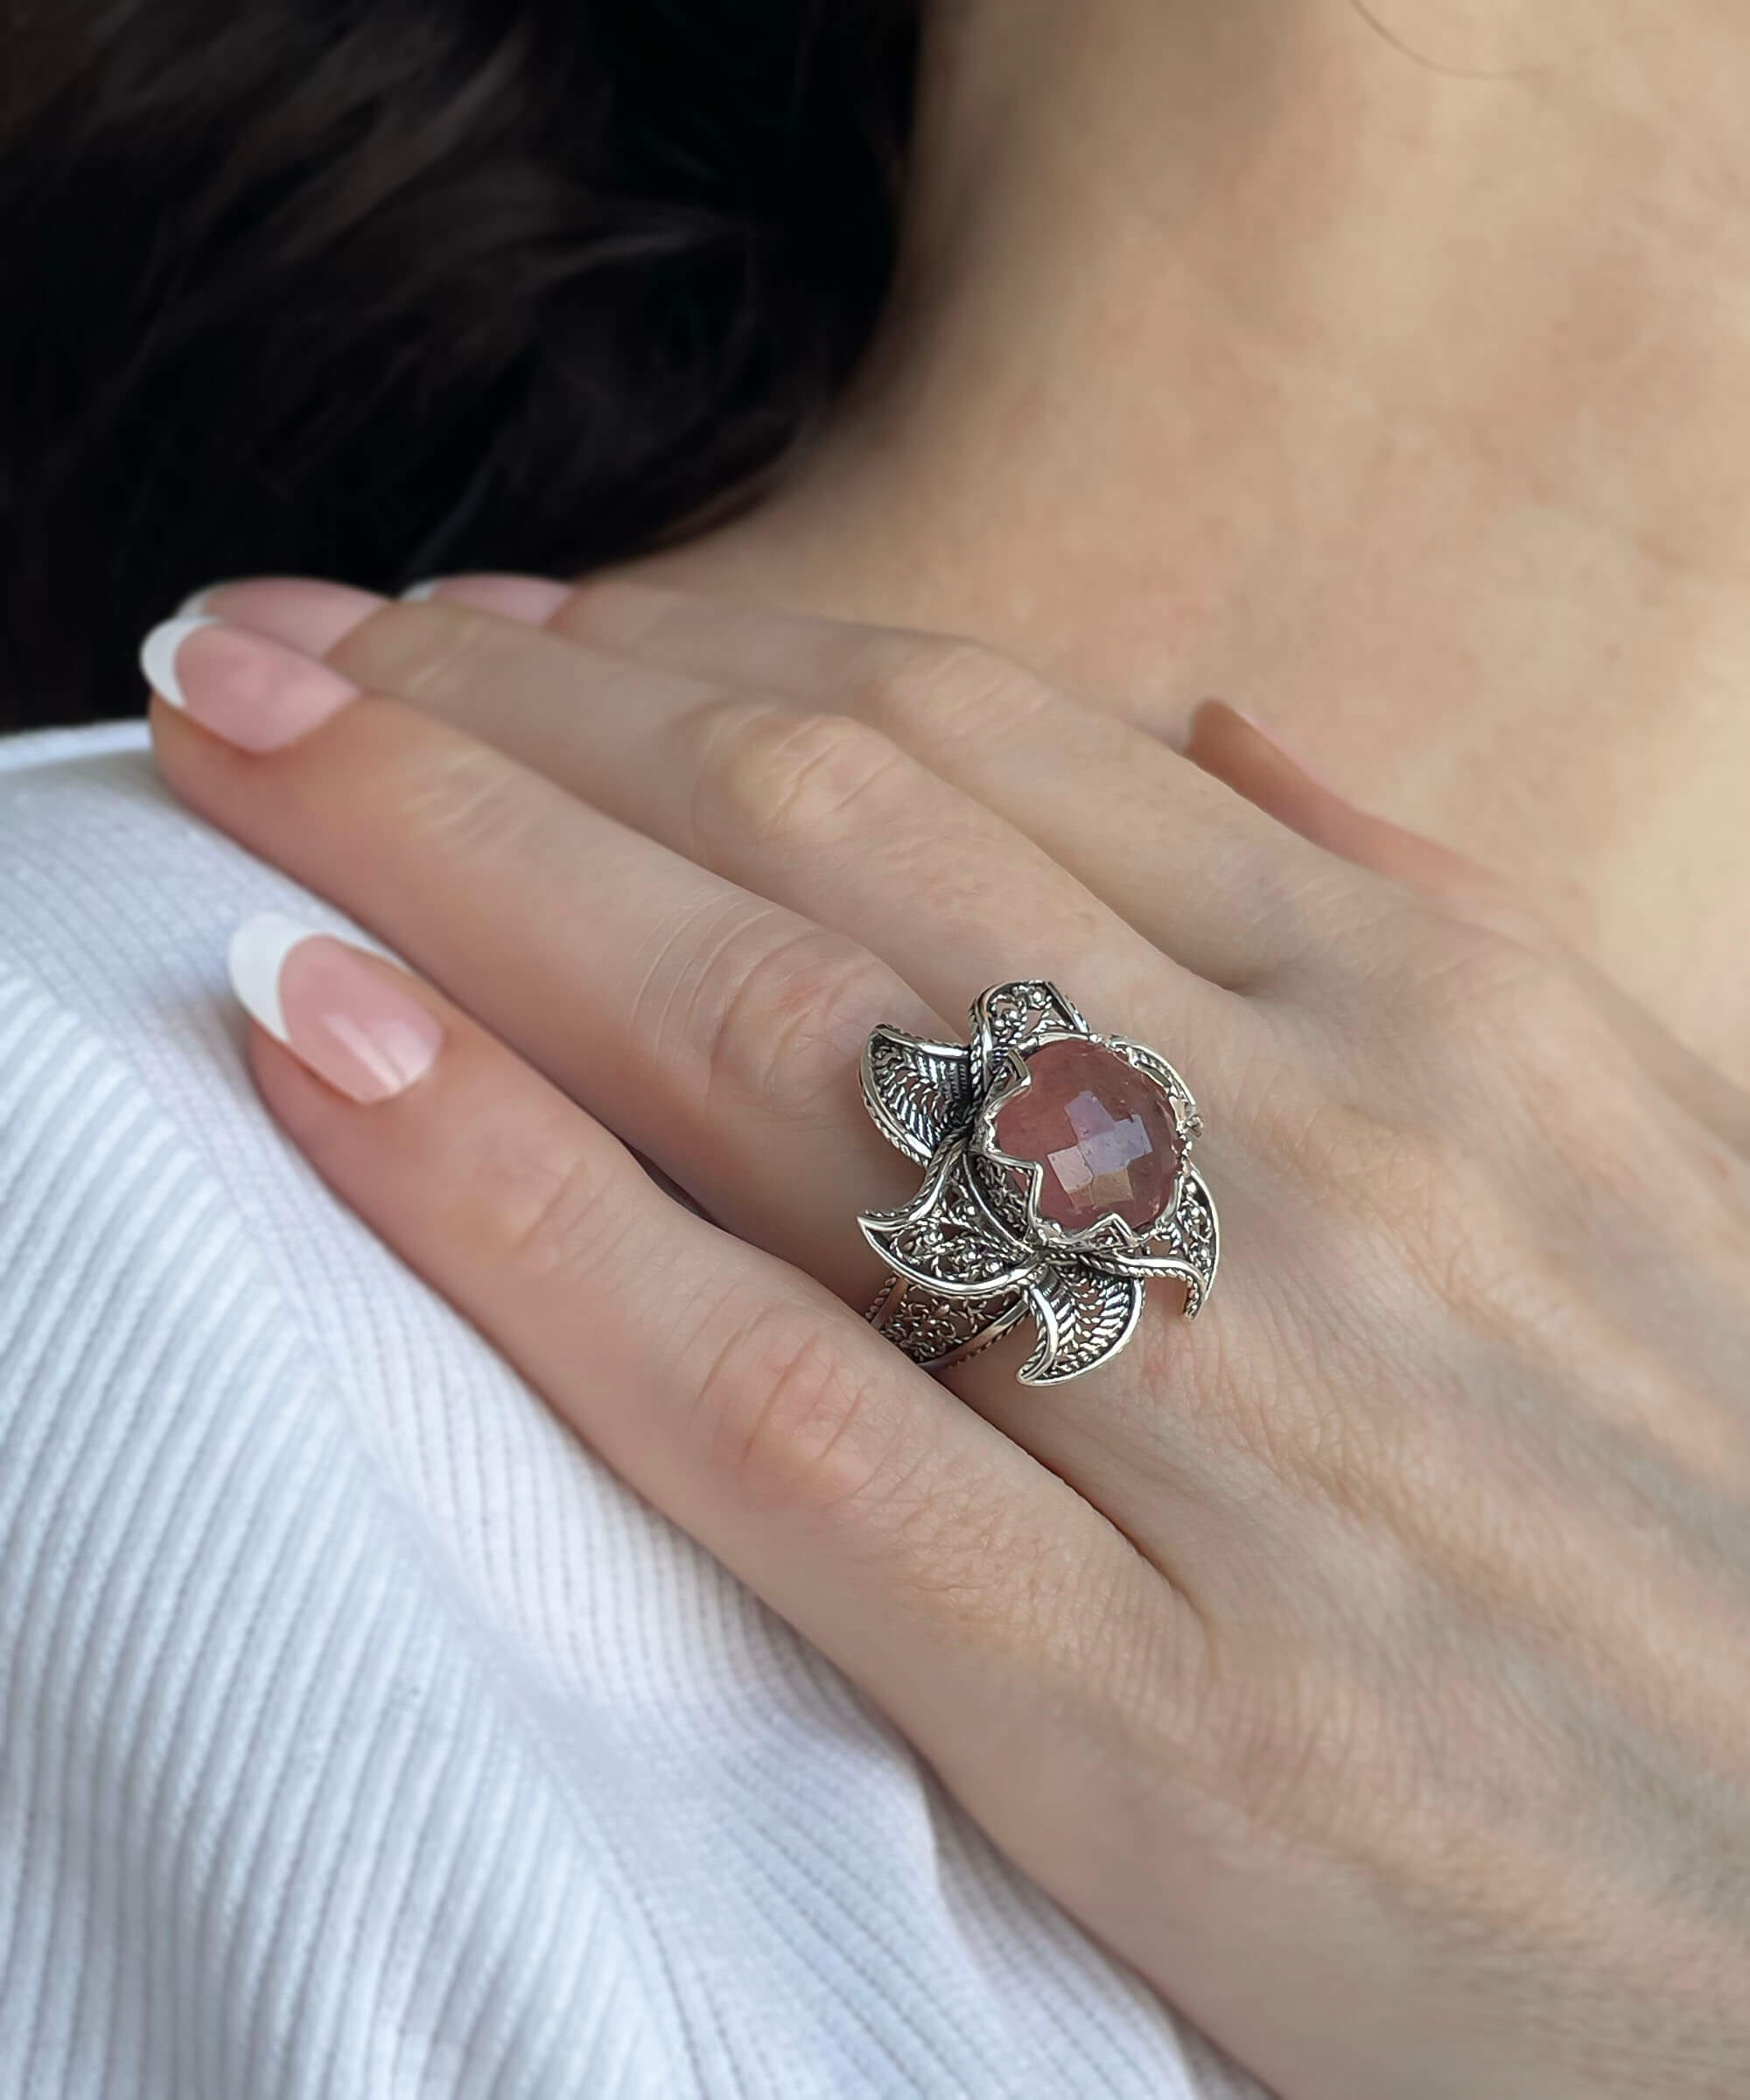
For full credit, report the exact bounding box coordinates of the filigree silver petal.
[860,1025,976,1166]
[1018,1263,1146,1385]
[968,980,1090,1096]
[858,1141,1044,1299]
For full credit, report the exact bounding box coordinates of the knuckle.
[690,698,913,855]
[1430,869,1557,953]
[1204,1652,1398,1846]
[636,900,904,1120]
[478,1121,624,1287]
[1235,1090,1523,1468]
[362,604,516,715]
[1091,1562,1213,1755]
[856,634,1050,743]
[392,735,531,864]
[1412,925,1604,1066]
[1407,928,1642,1146]
[1281,1088,1527,1306]
[693,1307,906,1516]
[1321,913,1632,1144]
[1292,1092,1484,1232]
[718,931,904,1118]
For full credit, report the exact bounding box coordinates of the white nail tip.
[228,912,316,1044]
[400,578,444,602]
[139,615,221,710]
[175,582,234,617]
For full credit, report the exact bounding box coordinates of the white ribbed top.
[0,723,1264,2100]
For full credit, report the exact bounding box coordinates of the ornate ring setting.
[858,981,1219,1385]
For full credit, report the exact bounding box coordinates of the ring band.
[858,980,1219,1385]
[862,1273,1031,1372]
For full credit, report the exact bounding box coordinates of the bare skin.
[141,574,1750,2096]
[634,0,1750,1088]
[126,3,1750,2090]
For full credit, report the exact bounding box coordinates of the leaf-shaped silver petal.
[861,1026,976,1166]
[858,1142,1043,1299]
[1018,1263,1145,1385]
[968,980,1090,1096]
[1085,1162,1220,1314]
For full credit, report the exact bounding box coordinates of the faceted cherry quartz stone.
[992,1037,1184,1235]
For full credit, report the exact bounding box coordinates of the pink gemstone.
[992,1038,1183,1235]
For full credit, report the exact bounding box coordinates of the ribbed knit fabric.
[0,723,1267,2100]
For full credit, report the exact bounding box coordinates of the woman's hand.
[145,574,1750,2099]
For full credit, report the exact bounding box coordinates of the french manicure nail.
[141,615,220,710]
[141,617,359,751]
[402,573,574,622]
[228,913,444,1103]
[172,578,382,656]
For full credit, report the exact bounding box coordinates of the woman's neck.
[630,0,1750,1085]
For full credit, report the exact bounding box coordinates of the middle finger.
[352,601,1233,1050]
[193,582,1237,1055]
[359,578,1334,994]
[145,617,1241,1313]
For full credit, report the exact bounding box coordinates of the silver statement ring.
[858,981,1220,1385]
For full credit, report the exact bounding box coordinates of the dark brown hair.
[0,0,919,727]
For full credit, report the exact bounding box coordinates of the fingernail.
[1189,698,1340,791]
[177,580,241,618]
[1234,706,1340,790]
[228,913,444,1103]
[402,574,573,622]
[141,617,359,751]
[173,578,382,656]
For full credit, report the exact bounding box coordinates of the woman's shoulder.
[0,724,1256,2100]
[0,722,264,1172]
[0,722,355,1205]
[0,718,609,1505]
[0,724,701,2095]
